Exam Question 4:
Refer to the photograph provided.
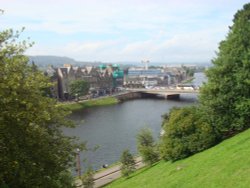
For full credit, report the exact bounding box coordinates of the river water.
[65,72,206,171]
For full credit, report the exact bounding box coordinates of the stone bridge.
[115,88,199,101]
[127,88,199,94]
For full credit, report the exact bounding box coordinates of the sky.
[1,0,249,63]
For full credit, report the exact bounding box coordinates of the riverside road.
[75,157,144,188]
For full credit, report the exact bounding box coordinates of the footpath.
[75,157,144,188]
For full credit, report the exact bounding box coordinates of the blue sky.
[1,0,249,63]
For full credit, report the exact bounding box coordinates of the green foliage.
[200,3,250,138]
[120,149,136,177]
[160,106,216,161]
[181,77,194,84]
[136,128,159,165]
[54,171,76,188]
[182,66,195,77]
[0,29,81,187]
[81,167,94,188]
[69,79,90,98]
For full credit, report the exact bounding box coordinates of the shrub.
[160,106,216,161]
[81,167,94,188]
[120,149,136,177]
[137,128,159,165]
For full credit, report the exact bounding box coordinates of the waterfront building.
[124,66,187,88]
[45,63,187,100]
[50,64,124,100]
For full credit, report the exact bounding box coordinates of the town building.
[45,64,124,100]
[124,66,187,88]
[44,62,189,100]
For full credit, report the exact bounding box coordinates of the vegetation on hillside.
[106,128,250,188]
[200,3,250,138]
[120,150,136,177]
[136,128,159,165]
[0,29,81,187]
[160,106,216,161]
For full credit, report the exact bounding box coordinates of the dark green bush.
[81,167,94,188]
[160,106,217,161]
[120,149,136,177]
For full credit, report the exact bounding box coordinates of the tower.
[141,60,149,70]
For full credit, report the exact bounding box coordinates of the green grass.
[58,97,119,111]
[106,128,250,188]
[181,77,195,84]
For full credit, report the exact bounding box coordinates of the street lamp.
[76,148,81,177]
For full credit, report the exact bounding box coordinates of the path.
[75,157,144,188]
[94,157,143,188]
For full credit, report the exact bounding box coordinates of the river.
[65,72,206,171]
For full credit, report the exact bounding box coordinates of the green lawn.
[106,128,250,188]
[58,97,119,111]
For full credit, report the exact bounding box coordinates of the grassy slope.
[106,129,250,188]
[58,97,119,111]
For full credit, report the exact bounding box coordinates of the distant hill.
[28,55,210,69]
[107,128,250,188]
[28,55,109,68]
[28,55,78,67]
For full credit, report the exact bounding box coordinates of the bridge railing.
[125,88,199,94]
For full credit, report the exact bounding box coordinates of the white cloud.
[27,27,222,62]
[4,0,250,62]
[2,0,239,34]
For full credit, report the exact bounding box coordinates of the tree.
[136,128,159,165]
[120,149,136,177]
[0,28,82,187]
[55,170,77,188]
[159,106,216,161]
[182,65,195,78]
[200,3,250,138]
[81,167,94,188]
[69,80,89,99]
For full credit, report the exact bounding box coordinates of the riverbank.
[58,97,119,111]
[181,77,195,84]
